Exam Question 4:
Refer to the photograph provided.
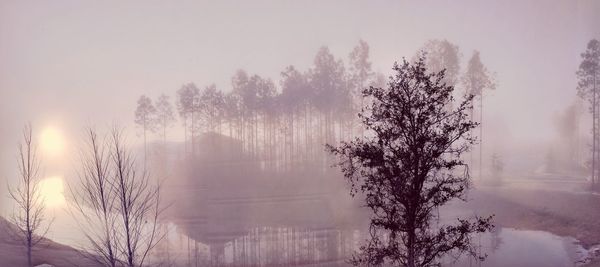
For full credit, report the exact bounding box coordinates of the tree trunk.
[407,226,416,267]
[27,235,32,267]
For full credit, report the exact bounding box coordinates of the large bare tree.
[69,129,118,267]
[69,128,164,267]
[8,124,51,267]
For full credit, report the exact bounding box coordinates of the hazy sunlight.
[40,126,65,158]
[39,176,66,207]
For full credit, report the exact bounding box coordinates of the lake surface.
[446,228,585,267]
[46,205,586,267]
[150,226,589,266]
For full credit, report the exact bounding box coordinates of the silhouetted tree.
[462,50,496,179]
[154,94,176,144]
[8,124,51,267]
[134,95,156,165]
[327,57,492,267]
[576,39,600,186]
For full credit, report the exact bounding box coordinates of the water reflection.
[157,224,356,266]
[446,228,584,267]
[155,226,584,267]
[46,206,584,267]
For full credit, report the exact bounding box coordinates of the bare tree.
[69,128,164,267]
[327,56,493,267]
[69,129,118,267]
[110,128,163,267]
[8,124,51,267]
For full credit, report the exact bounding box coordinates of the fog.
[0,1,599,266]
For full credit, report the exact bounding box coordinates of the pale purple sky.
[0,0,599,184]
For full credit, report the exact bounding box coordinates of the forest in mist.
[1,1,600,267]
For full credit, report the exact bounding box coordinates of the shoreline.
[461,184,600,266]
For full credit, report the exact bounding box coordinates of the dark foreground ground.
[0,217,98,267]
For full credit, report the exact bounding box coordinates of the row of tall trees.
[134,94,176,167]
[135,40,380,170]
[134,40,496,174]
[421,40,496,179]
[7,125,49,267]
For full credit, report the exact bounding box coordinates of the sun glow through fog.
[39,176,66,207]
[40,126,65,158]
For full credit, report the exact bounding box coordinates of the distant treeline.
[135,39,494,172]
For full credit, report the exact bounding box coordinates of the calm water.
[447,228,585,267]
[47,205,585,267]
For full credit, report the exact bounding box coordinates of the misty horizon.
[1,1,599,267]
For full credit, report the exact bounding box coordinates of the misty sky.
[0,0,599,187]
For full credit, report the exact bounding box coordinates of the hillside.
[0,216,99,267]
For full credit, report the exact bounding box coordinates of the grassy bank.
[464,186,600,248]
